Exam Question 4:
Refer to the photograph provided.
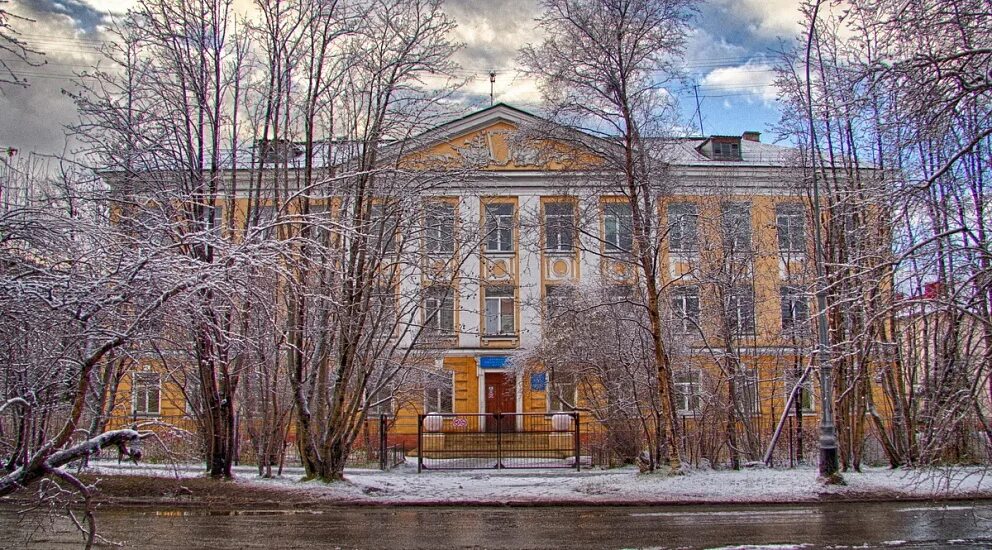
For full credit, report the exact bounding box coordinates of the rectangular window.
[787,377,815,414]
[734,368,760,415]
[373,285,397,330]
[675,370,702,415]
[545,285,574,321]
[484,286,515,336]
[424,201,455,254]
[485,203,514,253]
[548,374,577,412]
[603,202,633,252]
[668,203,698,253]
[425,371,454,414]
[671,285,700,333]
[544,201,574,252]
[366,385,393,417]
[728,286,755,335]
[712,140,741,161]
[370,202,398,253]
[780,286,810,332]
[776,203,806,254]
[133,371,161,416]
[424,287,455,335]
[721,202,752,252]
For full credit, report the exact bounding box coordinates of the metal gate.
[416,412,581,471]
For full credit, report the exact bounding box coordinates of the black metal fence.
[416,412,583,471]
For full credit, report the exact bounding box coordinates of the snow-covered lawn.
[84,460,992,506]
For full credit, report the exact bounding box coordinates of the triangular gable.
[397,104,604,172]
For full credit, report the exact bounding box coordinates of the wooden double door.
[484,372,516,433]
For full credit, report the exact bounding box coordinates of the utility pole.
[692,84,704,135]
[489,71,496,106]
[804,0,840,481]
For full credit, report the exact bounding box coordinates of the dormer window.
[712,140,740,160]
[698,137,743,161]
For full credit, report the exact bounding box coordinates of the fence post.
[573,411,580,472]
[417,414,423,473]
[379,414,388,471]
[495,412,502,470]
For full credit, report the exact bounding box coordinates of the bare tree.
[519,0,698,471]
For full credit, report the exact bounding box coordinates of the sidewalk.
[83,460,992,506]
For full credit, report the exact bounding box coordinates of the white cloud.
[700,61,779,103]
[714,0,804,38]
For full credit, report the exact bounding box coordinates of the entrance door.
[484,372,516,432]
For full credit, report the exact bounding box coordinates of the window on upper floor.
[671,285,700,334]
[370,202,398,254]
[424,286,455,336]
[668,202,698,253]
[544,201,575,252]
[776,203,807,254]
[603,202,633,253]
[133,371,161,416]
[425,371,454,414]
[675,369,702,416]
[545,285,575,322]
[727,286,755,336]
[721,202,752,252]
[485,203,514,253]
[372,284,397,331]
[780,286,810,332]
[712,140,741,161]
[424,201,455,254]
[483,286,515,336]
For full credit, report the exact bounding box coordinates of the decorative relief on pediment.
[406,124,592,171]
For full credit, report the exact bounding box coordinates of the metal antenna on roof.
[693,83,705,135]
[489,71,496,106]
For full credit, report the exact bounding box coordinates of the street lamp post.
[804,0,840,481]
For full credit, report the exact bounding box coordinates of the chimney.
[742,131,761,143]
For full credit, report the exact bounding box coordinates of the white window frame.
[674,369,702,416]
[734,367,760,416]
[780,286,810,332]
[133,370,161,416]
[544,201,575,252]
[485,203,514,253]
[672,285,700,333]
[424,201,455,254]
[668,202,698,253]
[424,287,455,335]
[776,203,806,254]
[545,285,574,321]
[370,202,398,253]
[603,202,633,253]
[728,287,756,335]
[483,286,515,336]
[721,202,752,252]
[425,371,455,414]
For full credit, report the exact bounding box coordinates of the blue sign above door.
[479,356,509,369]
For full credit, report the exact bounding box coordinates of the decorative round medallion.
[491,260,509,278]
[552,259,569,277]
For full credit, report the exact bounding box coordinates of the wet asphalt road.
[2,500,992,549]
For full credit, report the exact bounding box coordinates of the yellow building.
[112,104,856,465]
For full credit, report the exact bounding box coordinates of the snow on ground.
[83,460,992,506]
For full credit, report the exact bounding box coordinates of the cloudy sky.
[1,0,802,156]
